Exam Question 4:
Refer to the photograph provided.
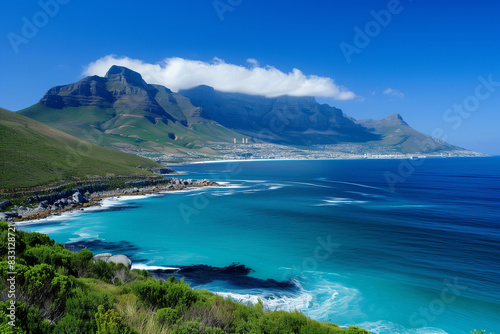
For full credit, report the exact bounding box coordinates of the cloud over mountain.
[83,55,355,100]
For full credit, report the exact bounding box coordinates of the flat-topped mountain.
[179,85,378,145]
[18,66,474,156]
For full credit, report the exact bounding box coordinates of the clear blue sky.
[1,0,499,154]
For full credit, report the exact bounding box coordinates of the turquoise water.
[20,157,500,333]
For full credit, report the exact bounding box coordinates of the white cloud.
[246,58,260,67]
[83,55,355,100]
[383,87,404,99]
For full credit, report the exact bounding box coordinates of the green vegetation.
[0,221,371,333]
[19,102,242,156]
[0,108,163,190]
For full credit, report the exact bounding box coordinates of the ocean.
[19,157,500,334]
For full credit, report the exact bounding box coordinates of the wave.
[230,179,269,183]
[356,320,448,334]
[68,231,100,242]
[211,181,248,188]
[200,274,361,322]
[322,180,388,192]
[131,263,180,271]
[346,191,387,199]
[287,181,333,189]
[314,197,368,206]
[207,181,287,196]
[215,288,313,312]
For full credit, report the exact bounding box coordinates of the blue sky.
[1,0,499,154]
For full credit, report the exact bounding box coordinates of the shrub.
[95,305,137,334]
[132,277,197,310]
[155,307,181,326]
[54,288,113,334]
[24,244,71,268]
[70,249,94,277]
[0,301,52,334]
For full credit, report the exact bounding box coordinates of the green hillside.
[19,103,242,155]
[0,108,162,190]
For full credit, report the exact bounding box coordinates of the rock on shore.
[93,253,132,269]
[2,178,218,222]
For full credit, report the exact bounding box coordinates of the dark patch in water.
[89,204,141,213]
[150,263,296,291]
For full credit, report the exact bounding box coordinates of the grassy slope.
[0,108,162,190]
[19,103,244,155]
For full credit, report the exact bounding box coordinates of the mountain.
[18,66,475,156]
[0,107,163,190]
[20,66,243,155]
[179,85,379,145]
[355,113,459,153]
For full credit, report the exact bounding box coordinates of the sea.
[19,157,500,334]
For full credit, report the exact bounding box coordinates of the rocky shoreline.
[1,178,219,222]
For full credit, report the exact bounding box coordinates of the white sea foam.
[209,275,361,322]
[314,197,368,206]
[68,231,100,242]
[213,182,248,189]
[230,179,269,183]
[16,192,159,226]
[214,289,314,312]
[131,263,180,271]
[267,183,286,190]
[210,191,238,197]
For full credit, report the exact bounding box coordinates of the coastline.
[7,178,219,223]
[185,154,490,165]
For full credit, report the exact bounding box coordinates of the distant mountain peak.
[358,113,408,128]
[382,113,408,126]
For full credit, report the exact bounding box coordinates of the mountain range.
[18,66,468,157]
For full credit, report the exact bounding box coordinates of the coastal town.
[135,141,486,164]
